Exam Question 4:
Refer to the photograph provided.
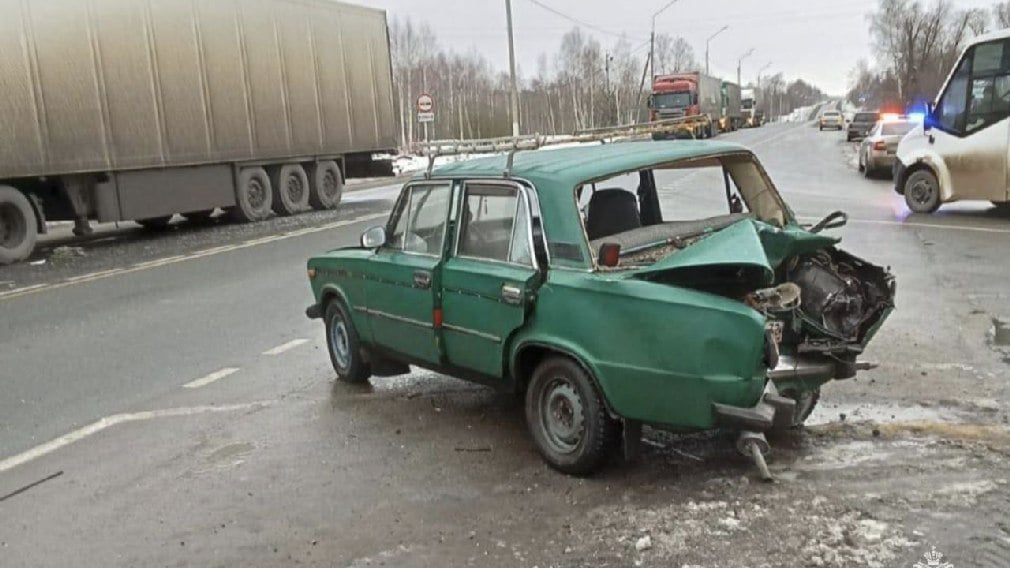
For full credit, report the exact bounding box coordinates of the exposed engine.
[788,249,894,342]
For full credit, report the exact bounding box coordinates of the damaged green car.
[305,140,895,475]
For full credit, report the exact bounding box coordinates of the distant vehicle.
[649,72,723,138]
[305,139,895,476]
[847,111,881,141]
[0,0,397,265]
[819,111,844,131]
[895,29,1010,213]
[741,89,764,127]
[720,82,744,132]
[858,119,917,178]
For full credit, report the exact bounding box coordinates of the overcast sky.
[353,0,998,96]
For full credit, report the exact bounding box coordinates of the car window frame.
[935,37,1010,137]
[382,181,454,258]
[452,179,539,270]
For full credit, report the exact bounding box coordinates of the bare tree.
[995,1,1010,27]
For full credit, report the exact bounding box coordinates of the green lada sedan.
[305,140,895,475]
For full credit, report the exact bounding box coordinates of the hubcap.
[909,177,935,206]
[286,173,305,203]
[329,315,351,371]
[540,379,585,454]
[0,203,26,248]
[247,178,266,210]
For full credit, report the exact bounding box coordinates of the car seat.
[585,188,641,240]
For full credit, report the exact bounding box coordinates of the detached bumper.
[305,303,323,319]
[712,381,796,432]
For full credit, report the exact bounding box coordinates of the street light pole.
[757,62,772,88]
[649,0,681,80]
[505,0,520,137]
[736,48,754,91]
[705,25,729,76]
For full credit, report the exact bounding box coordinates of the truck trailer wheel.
[270,164,310,216]
[0,186,39,265]
[308,161,344,210]
[229,167,273,222]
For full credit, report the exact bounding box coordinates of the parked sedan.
[819,110,844,130]
[859,119,916,178]
[847,111,880,141]
[305,141,895,476]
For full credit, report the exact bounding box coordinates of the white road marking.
[796,216,1010,234]
[262,338,308,356]
[0,212,387,302]
[0,402,271,474]
[182,367,241,389]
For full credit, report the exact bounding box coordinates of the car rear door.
[439,180,540,379]
[365,182,452,365]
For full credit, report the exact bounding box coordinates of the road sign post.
[417,94,434,144]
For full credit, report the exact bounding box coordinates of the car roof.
[421,139,749,189]
[415,139,752,269]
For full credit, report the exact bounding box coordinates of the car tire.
[308,161,344,210]
[862,157,873,179]
[991,201,1010,213]
[324,299,370,383]
[857,151,865,172]
[904,169,941,214]
[269,163,310,216]
[525,356,618,475]
[0,185,39,265]
[229,167,273,222]
[137,215,174,230]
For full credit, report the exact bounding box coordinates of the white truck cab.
[895,29,1010,213]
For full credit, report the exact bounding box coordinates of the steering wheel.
[808,210,848,233]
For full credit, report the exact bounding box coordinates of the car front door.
[365,181,452,365]
[439,181,540,379]
[932,38,1010,202]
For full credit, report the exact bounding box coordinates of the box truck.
[0,0,396,264]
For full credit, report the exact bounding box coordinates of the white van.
[895,29,1010,213]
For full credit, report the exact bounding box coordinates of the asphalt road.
[2,122,1009,567]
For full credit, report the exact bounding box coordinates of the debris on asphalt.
[51,246,86,259]
[634,535,652,552]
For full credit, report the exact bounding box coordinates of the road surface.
[1,122,1008,567]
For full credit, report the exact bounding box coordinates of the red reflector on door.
[433,308,443,328]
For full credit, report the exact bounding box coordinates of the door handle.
[413,270,431,289]
[501,285,523,305]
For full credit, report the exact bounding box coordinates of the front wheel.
[324,300,370,383]
[904,169,941,213]
[525,356,618,475]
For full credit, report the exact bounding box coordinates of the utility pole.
[505,0,520,137]
[649,0,681,80]
[705,25,729,76]
[736,48,754,92]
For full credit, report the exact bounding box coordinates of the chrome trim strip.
[360,308,433,329]
[442,323,502,343]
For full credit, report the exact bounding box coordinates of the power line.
[526,0,647,42]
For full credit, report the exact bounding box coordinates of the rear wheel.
[308,161,344,210]
[0,186,38,265]
[525,356,618,475]
[324,300,370,383]
[991,201,1010,213]
[229,167,273,222]
[904,169,941,213]
[270,164,310,216]
[136,215,173,231]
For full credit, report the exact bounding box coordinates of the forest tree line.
[848,0,1010,109]
[390,17,825,151]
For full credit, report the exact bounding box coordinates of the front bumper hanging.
[712,380,796,432]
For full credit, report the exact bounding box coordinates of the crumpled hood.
[630,219,775,285]
[628,219,840,286]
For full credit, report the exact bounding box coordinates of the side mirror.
[361,226,387,248]
[646,95,654,109]
[923,102,935,132]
